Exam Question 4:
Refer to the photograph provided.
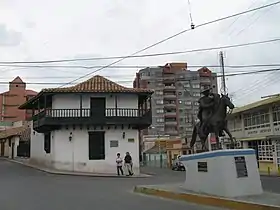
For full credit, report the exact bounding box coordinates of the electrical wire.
[1,67,280,86]
[1,1,279,88]
[1,38,280,65]
[1,63,280,69]
[226,0,258,37]
[234,6,276,37]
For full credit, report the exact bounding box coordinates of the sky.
[0,0,280,106]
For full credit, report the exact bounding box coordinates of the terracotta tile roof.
[41,75,153,94]
[0,126,29,140]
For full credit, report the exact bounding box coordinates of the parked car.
[171,156,185,171]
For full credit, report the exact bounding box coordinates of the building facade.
[133,63,218,143]
[19,75,152,175]
[0,77,37,122]
[228,96,280,173]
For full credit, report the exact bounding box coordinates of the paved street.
[142,166,280,193]
[0,160,279,210]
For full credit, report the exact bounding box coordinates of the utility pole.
[219,51,227,95]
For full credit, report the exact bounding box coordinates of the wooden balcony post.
[115,95,118,116]
[79,94,83,117]
[44,95,46,108]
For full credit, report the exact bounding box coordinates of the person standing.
[116,153,124,176]
[124,152,133,176]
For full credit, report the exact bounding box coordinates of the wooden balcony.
[33,108,152,133]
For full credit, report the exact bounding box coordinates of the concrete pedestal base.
[179,149,263,198]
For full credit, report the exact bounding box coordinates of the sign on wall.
[128,138,135,143]
[197,162,208,172]
[234,156,248,178]
[110,140,119,147]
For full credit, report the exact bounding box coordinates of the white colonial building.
[19,75,153,175]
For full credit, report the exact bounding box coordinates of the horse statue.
[190,93,235,151]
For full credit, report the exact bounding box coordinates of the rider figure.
[197,87,215,137]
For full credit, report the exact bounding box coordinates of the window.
[185,101,192,105]
[276,140,280,167]
[258,140,274,161]
[155,90,163,95]
[156,118,164,123]
[273,105,280,125]
[193,93,200,97]
[192,84,200,89]
[89,131,105,160]
[183,83,190,88]
[156,109,164,114]
[44,132,51,154]
[156,100,163,104]
[243,109,270,129]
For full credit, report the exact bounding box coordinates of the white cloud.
[0,0,279,106]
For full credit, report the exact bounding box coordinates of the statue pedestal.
[179,149,263,198]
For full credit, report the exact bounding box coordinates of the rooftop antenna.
[187,0,195,29]
[261,93,280,99]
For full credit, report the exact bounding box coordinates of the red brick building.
[0,77,37,122]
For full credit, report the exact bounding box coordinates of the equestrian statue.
[190,86,235,151]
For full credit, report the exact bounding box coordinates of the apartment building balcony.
[163,93,176,100]
[165,130,178,136]
[162,77,175,84]
[163,85,176,90]
[164,102,176,108]
[165,111,177,117]
[32,108,152,133]
[165,120,177,126]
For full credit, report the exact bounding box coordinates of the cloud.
[0,0,280,106]
[0,24,22,46]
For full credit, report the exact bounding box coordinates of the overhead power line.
[1,63,280,69]
[0,38,280,65]
[1,67,280,86]
[58,1,280,88]
[0,1,278,88]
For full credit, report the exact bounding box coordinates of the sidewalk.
[3,157,151,178]
[259,171,280,177]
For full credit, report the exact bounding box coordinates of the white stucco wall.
[30,121,53,166]
[51,93,138,110]
[52,126,139,174]
[31,125,139,174]
[30,93,142,174]
[8,136,19,158]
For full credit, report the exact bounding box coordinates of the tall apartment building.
[0,76,37,122]
[133,63,218,142]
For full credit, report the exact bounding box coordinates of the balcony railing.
[34,108,150,119]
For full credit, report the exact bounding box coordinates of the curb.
[2,158,151,178]
[260,173,280,178]
[133,186,280,210]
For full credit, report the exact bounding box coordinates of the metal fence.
[142,153,168,168]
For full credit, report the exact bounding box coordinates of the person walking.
[124,152,134,176]
[116,153,124,176]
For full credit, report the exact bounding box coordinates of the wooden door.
[90,98,106,118]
